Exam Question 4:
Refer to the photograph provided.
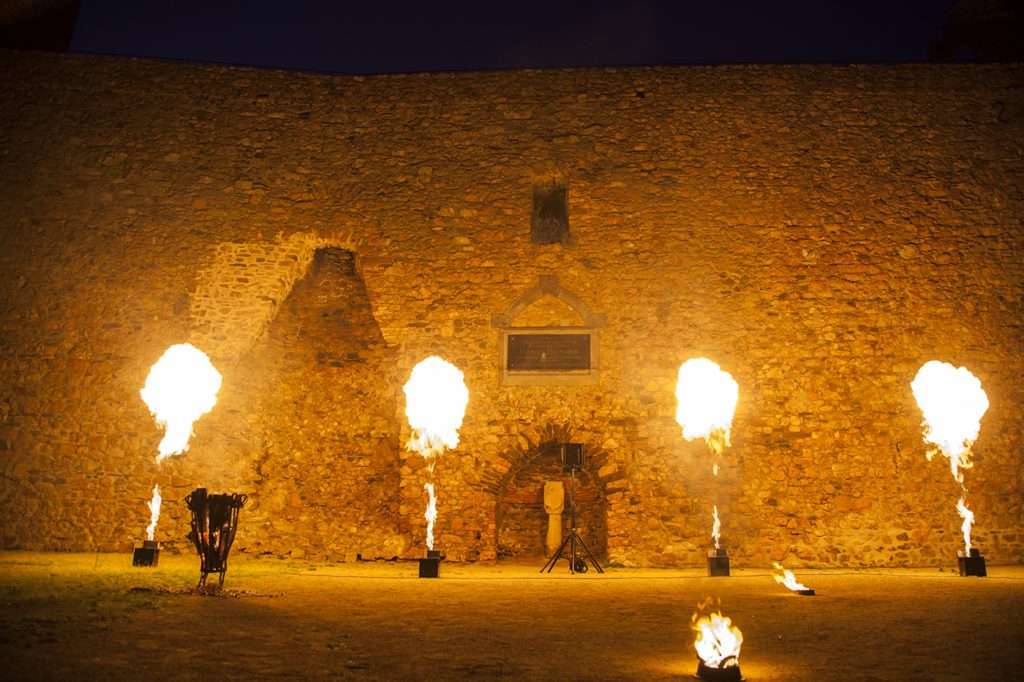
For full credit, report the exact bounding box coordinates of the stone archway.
[491,424,609,561]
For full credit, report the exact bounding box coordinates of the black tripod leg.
[572,532,605,574]
[540,529,575,573]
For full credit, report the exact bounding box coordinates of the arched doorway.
[493,424,608,561]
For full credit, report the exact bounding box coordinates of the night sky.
[69,0,961,75]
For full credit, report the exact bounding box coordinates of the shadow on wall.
[200,247,403,560]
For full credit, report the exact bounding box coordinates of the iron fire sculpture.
[184,488,247,588]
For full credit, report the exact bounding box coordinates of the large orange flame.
[692,601,743,669]
[403,356,469,461]
[140,344,222,462]
[910,360,988,484]
[404,357,468,554]
[911,360,988,553]
[675,358,738,459]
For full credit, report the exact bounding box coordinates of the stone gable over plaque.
[491,275,605,386]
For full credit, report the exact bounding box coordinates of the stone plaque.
[507,333,590,371]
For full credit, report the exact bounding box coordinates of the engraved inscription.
[507,333,590,371]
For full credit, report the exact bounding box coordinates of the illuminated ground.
[1,552,1021,680]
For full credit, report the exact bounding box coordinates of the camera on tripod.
[560,443,585,470]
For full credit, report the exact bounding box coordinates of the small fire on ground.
[692,598,743,672]
[140,343,222,462]
[772,561,813,593]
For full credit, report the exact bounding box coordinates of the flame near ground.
[691,598,743,670]
[140,343,222,462]
[771,561,811,592]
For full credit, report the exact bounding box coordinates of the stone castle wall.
[0,49,1022,566]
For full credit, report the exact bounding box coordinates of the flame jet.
[145,484,162,542]
[911,360,988,553]
[711,505,722,550]
[403,356,469,552]
[423,483,438,551]
[140,343,222,462]
[675,358,738,551]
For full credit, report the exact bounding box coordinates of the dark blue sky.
[70,0,959,75]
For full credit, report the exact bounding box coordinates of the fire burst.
[910,360,988,483]
[404,356,469,554]
[140,343,222,462]
[403,356,469,463]
[691,599,743,672]
[911,360,988,553]
[675,358,739,459]
[145,484,162,542]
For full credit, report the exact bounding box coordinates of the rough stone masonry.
[0,49,1021,567]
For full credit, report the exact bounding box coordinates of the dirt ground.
[1,551,1022,681]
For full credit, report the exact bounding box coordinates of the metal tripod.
[540,466,604,574]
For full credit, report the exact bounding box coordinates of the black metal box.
[958,548,987,577]
[707,548,730,577]
[132,540,160,567]
[419,557,440,578]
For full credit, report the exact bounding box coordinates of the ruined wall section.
[0,51,1021,566]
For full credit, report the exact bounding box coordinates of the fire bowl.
[427,549,442,559]
[419,557,440,578]
[695,658,744,682]
[797,588,816,596]
[957,548,987,577]
[132,540,160,567]
[707,548,730,577]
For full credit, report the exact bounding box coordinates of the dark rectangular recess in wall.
[531,182,568,244]
[507,333,590,371]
